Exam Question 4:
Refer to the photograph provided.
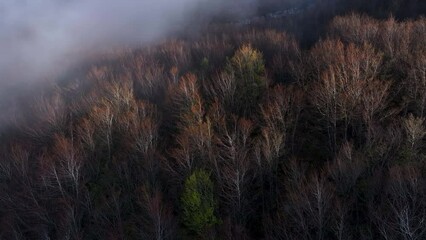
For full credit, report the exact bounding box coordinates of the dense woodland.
[1,0,426,239]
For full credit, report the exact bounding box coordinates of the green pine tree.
[226,44,267,115]
[181,169,218,236]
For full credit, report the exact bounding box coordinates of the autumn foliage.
[0,7,426,240]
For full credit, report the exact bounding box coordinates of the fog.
[0,0,260,133]
[0,0,257,87]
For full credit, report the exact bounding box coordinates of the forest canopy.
[0,0,425,239]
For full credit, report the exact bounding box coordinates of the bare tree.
[328,13,379,45]
[138,186,176,240]
[168,73,220,188]
[208,72,237,110]
[90,104,114,159]
[377,17,412,60]
[327,142,364,196]
[219,118,255,228]
[24,89,67,141]
[403,114,426,151]
[128,57,168,101]
[331,198,353,240]
[287,173,334,240]
[406,52,426,117]
[373,166,426,240]
[312,40,383,153]
[361,79,391,143]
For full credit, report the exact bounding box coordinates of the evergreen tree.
[226,44,267,116]
[181,169,218,236]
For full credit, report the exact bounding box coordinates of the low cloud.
[0,0,257,85]
[0,0,259,132]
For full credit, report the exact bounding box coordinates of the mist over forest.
[0,0,257,83]
[0,0,425,239]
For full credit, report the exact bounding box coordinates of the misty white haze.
[0,0,258,133]
[0,0,256,86]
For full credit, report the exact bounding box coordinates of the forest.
[0,0,426,239]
